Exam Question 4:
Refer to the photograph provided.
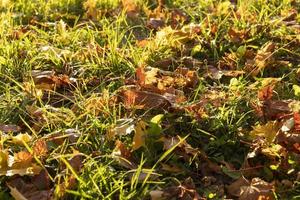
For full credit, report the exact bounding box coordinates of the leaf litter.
[1,0,300,199]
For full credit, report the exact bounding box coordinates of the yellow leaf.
[132,121,147,151]
[0,150,8,169]
[250,121,279,144]
[11,133,32,145]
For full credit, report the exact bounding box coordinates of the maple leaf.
[250,121,279,144]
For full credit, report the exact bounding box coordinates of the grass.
[1,0,300,199]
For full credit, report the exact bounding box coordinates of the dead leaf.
[12,151,33,169]
[249,121,279,144]
[170,8,189,29]
[112,140,136,169]
[68,150,82,173]
[151,178,201,200]
[149,190,164,200]
[8,177,53,200]
[228,28,249,43]
[160,136,200,160]
[258,85,274,101]
[11,133,32,145]
[8,185,28,200]
[262,100,292,120]
[227,176,249,197]
[147,18,165,30]
[0,151,42,176]
[0,124,21,133]
[132,120,147,151]
[122,0,139,18]
[0,150,8,169]
[249,42,276,76]
[33,139,48,158]
[239,178,275,200]
[30,70,75,91]
[293,112,300,131]
[120,88,172,110]
[106,118,135,140]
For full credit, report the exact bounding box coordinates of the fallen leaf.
[68,150,82,173]
[8,177,53,200]
[11,133,32,145]
[170,8,189,29]
[0,151,42,176]
[293,112,300,131]
[106,118,135,140]
[8,185,28,200]
[112,140,136,169]
[227,176,249,197]
[249,42,276,76]
[132,120,147,151]
[147,18,165,30]
[239,178,275,200]
[122,0,139,18]
[0,150,8,169]
[11,151,33,169]
[120,88,172,110]
[0,124,21,133]
[250,121,279,144]
[258,85,274,101]
[262,100,292,120]
[228,28,249,43]
[33,139,48,158]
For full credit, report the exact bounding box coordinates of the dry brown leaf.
[228,28,249,43]
[258,85,274,101]
[8,185,28,200]
[147,18,165,30]
[8,177,53,200]
[226,176,250,197]
[30,70,74,91]
[262,100,292,120]
[120,88,172,110]
[239,178,275,200]
[122,0,139,18]
[0,124,21,133]
[170,8,189,29]
[112,140,136,169]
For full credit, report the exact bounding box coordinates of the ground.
[1,0,300,199]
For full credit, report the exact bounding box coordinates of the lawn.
[1,0,300,199]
